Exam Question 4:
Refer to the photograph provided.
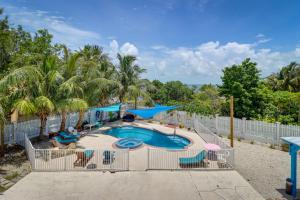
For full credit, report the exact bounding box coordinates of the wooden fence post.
[230,96,234,147]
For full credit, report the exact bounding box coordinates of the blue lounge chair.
[59,131,80,140]
[103,150,115,164]
[74,150,95,167]
[54,136,77,144]
[179,150,207,167]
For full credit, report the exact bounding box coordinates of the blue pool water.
[105,126,190,149]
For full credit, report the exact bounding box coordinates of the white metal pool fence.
[24,135,129,171]
[148,148,234,170]
[154,111,300,146]
[24,134,233,171]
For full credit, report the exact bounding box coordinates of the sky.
[1,0,300,84]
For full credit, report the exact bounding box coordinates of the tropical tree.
[34,96,54,138]
[67,98,88,130]
[267,62,300,92]
[127,85,150,109]
[115,53,146,103]
[218,58,265,118]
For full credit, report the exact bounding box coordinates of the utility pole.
[230,96,234,147]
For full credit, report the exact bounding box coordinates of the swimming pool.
[105,126,191,149]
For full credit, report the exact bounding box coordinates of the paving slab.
[1,170,264,200]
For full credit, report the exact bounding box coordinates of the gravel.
[224,138,300,200]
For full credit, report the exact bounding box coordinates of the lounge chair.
[74,150,95,167]
[103,150,115,164]
[54,136,77,144]
[179,150,208,168]
[59,131,80,140]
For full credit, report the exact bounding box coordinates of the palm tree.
[56,100,69,131]
[67,98,88,130]
[115,53,146,103]
[127,84,151,109]
[267,62,300,92]
[85,78,119,106]
[34,96,54,138]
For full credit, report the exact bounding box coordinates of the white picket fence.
[154,111,300,146]
[3,109,119,145]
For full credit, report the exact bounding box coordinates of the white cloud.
[120,42,139,56]
[108,40,139,64]
[138,41,300,84]
[2,5,100,49]
[255,33,271,45]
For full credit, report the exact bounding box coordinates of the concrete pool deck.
[1,171,264,200]
[76,120,207,170]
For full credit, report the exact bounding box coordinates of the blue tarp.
[91,104,121,112]
[127,105,178,119]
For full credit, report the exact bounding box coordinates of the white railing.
[148,148,234,170]
[25,134,35,168]
[153,111,234,169]
[33,149,129,171]
[24,135,129,171]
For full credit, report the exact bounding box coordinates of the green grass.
[4,171,19,181]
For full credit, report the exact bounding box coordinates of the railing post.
[64,150,67,171]
[147,148,149,170]
[127,149,130,171]
[215,114,219,134]
[242,117,246,139]
[275,122,280,146]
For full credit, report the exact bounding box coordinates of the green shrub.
[179,124,184,128]
[250,140,254,144]
[4,171,19,181]
[237,137,241,142]
[269,144,275,149]
[281,143,289,152]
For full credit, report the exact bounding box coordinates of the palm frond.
[13,99,36,115]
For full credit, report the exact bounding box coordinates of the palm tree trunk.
[76,110,84,130]
[60,110,67,131]
[39,114,47,139]
[0,122,4,157]
[134,97,137,109]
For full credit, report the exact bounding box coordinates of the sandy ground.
[223,138,299,200]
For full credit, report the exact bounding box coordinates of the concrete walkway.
[1,171,264,200]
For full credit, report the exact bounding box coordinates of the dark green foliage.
[218,58,265,119]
